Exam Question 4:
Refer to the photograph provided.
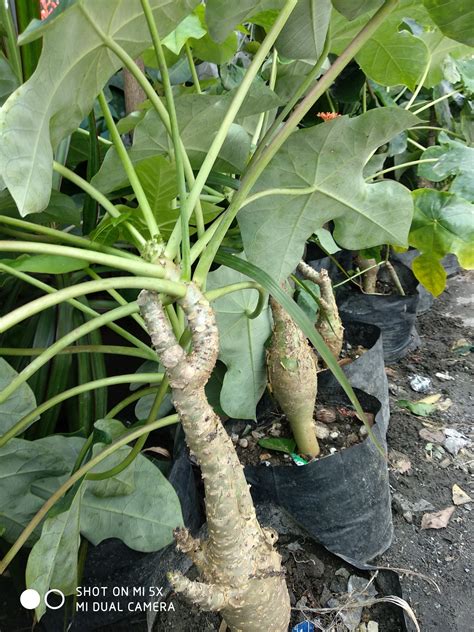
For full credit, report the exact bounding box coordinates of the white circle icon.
[20,589,41,610]
[44,589,66,610]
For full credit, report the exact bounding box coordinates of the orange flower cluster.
[40,0,59,20]
[317,112,341,121]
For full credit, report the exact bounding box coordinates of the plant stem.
[3,373,164,443]
[385,261,406,296]
[0,241,167,278]
[86,267,148,332]
[0,215,141,261]
[0,264,155,358]
[0,304,140,417]
[0,277,185,334]
[106,385,158,418]
[366,158,438,180]
[206,282,266,318]
[0,346,152,359]
[407,137,426,151]
[0,1,22,82]
[251,34,331,165]
[165,0,299,262]
[411,89,458,115]
[194,0,399,286]
[97,91,160,241]
[405,55,431,110]
[410,125,465,140]
[251,48,278,148]
[87,376,170,481]
[185,41,201,93]
[78,6,205,243]
[140,0,191,275]
[0,413,179,573]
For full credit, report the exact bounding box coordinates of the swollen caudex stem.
[355,255,378,294]
[267,296,320,457]
[138,270,290,632]
[297,261,344,359]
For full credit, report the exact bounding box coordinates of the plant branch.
[366,158,438,180]
[0,345,152,359]
[185,41,201,93]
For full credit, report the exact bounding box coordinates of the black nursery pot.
[334,261,420,363]
[41,447,202,632]
[245,385,392,564]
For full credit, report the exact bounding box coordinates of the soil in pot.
[241,384,392,564]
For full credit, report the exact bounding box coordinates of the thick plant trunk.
[139,284,290,632]
[356,256,378,294]
[267,297,319,457]
[298,261,344,358]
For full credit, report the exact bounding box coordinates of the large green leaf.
[26,489,82,620]
[92,86,282,192]
[0,254,88,274]
[423,0,474,46]
[331,0,383,20]
[0,358,37,435]
[0,189,81,226]
[238,108,419,283]
[0,431,183,551]
[409,189,474,296]
[162,12,207,55]
[418,134,474,202]
[205,0,285,41]
[275,0,332,60]
[0,0,199,216]
[331,0,432,89]
[207,263,271,420]
[421,31,472,88]
[0,436,74,544]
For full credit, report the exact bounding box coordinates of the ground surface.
[1,273,472,632]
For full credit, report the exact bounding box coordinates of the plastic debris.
[292,621,314,632]
[443,429,471,456]
[409,374,432,393]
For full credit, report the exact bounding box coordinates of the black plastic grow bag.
[245,385,392,564]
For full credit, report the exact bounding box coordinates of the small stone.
[329,447,337,454]
[304,554,325,580]
[251,430,264,440]
[403,511,413,523]
[315,422,330,439]
[347,433,359,446]
[329,431,339,439]
[316,407,337,423]
[238,438,248,448]
[231,433,239,444]
[269,426,281,437]
[259,453,271,461]
[359,426,368,437]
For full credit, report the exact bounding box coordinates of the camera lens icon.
[20,588,65,610]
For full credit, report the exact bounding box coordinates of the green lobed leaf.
[0,358,37,435]
[238,108,419,283]
[0,53,19,106]
[420,31,473,88]
[418,134,474,202]
[92,86,282,192]
[275,0,332,61]
[0,254,88,274]
[162,12,207,55]
[26,488,82,620]
[0,0,199,216]
[409,189,474,275]
[412,253,447,297]
[423,0,474,46]
[331,0,384,21]
[207,263,272,420]
[205,0,285,42]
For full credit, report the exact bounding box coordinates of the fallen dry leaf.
[418,393,442,405]
[421,506,455,530]
[385,367,397,378]
[452,484,473,506]
[419,428,445,443]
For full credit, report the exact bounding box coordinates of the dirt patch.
[378,270,473,632]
